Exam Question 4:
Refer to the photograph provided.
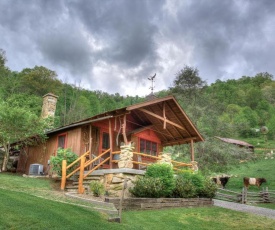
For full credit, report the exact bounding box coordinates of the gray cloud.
[1,0,275,95]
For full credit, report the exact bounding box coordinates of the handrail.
[66,151,90,178]
[78,148,111,193]
[61,149,111,191]
[171,160,192,167]
[111,151,193,170]
[61,149,194,192]
[83,157,110,179]
[67,151,90,170]
[133,152,161,160]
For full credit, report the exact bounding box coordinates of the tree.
[0,102,51,171]
[0,49,7,67]
[18,66,63,96]
[170,66,207,105]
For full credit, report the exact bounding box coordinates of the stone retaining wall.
[105,197,213,210]
[90,168,145,198]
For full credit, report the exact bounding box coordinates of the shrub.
[173,176,197,198]
[199,178,218,198]
[129,177,166,198]
[173,171,206,198]
[145,163,175,197]
[50,148,78,176]
[90,181,105,197]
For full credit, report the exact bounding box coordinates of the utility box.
[29,164,44,175]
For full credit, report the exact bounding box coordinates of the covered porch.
[60,96,203,194]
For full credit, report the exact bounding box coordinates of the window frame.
[56,133,67,154]
[139,138,158,156]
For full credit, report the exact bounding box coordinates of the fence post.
[118,179,128,223]
[266,187,269,203]
[78,156,85,194]
[242,187,247,204]
[241,187,244,204]
[61,160,67,190]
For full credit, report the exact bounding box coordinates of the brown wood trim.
[138,108,186,131]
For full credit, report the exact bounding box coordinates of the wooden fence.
[215,188,275,204]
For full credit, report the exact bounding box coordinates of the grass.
[217,156,275,210]
[1,173,275,229]
[242,136,275,150]
[225,158,275,191]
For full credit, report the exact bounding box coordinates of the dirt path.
[213,199,275,219]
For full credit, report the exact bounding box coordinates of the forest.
[1,48,275,173]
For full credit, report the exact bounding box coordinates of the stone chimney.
[41,93,58,119]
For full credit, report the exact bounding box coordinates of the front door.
[101,131,110,168]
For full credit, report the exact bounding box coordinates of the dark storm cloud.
[68,0,162,68]
[1,0,275,95]
[161,0,275,82]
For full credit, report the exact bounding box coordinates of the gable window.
[140,139,157,156]
[57,133,67,149]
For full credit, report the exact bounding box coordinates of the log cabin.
[15,94,204,194]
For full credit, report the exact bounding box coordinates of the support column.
[109,119,113,169]
[190,139,194,161]
[122,114,128,144]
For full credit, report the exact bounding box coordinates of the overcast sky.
[1,0,275,96]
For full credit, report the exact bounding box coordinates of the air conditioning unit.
[29,164,44,175]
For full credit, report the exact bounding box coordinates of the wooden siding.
[17,127,82,174]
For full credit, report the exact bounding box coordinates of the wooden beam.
[163,102,166,129]
[138,108,186,131]
[122,114,128,144]
[190,139,194,161]
[162,137,197,147]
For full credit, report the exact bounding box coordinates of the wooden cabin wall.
[134,129,163,154]
[17,127,83,174]
[66,128,82,155]
[17,135,57,174]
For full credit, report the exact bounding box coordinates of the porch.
[60,146,197,196]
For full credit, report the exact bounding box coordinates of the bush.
[50,148,78,176]
[90,181,105,197]
[199,178,218,198]
[129,177,166,198]
[173,171,212,198]
[145,163,175,197]
[173,176,197,198]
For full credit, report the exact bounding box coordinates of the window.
[139,139,158,156]
[57,133,67,149]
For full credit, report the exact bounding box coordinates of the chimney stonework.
[41,93,58,119]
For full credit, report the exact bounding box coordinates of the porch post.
[78,156,85,194]
[61,160,67,190]
[190,139,194,161]
[122,114,128,144]
[109,119,113,169]
[89,124,92,170]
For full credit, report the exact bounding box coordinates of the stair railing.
[61,148,111,193]
[61,150,90,191]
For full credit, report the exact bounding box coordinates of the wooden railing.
[61,148,111,193]
[215,187,275,204]
[111,151,193,170]
[61,149,194,194]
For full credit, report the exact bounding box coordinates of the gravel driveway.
[213,199,275,219]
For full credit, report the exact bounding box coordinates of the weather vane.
[148,73,156,95]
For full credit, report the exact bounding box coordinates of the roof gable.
[47,95,204,146]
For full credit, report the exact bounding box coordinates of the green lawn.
[1,173,275,229]
[225,158,275,191]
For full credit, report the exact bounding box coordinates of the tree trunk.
[1,144,10,172]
